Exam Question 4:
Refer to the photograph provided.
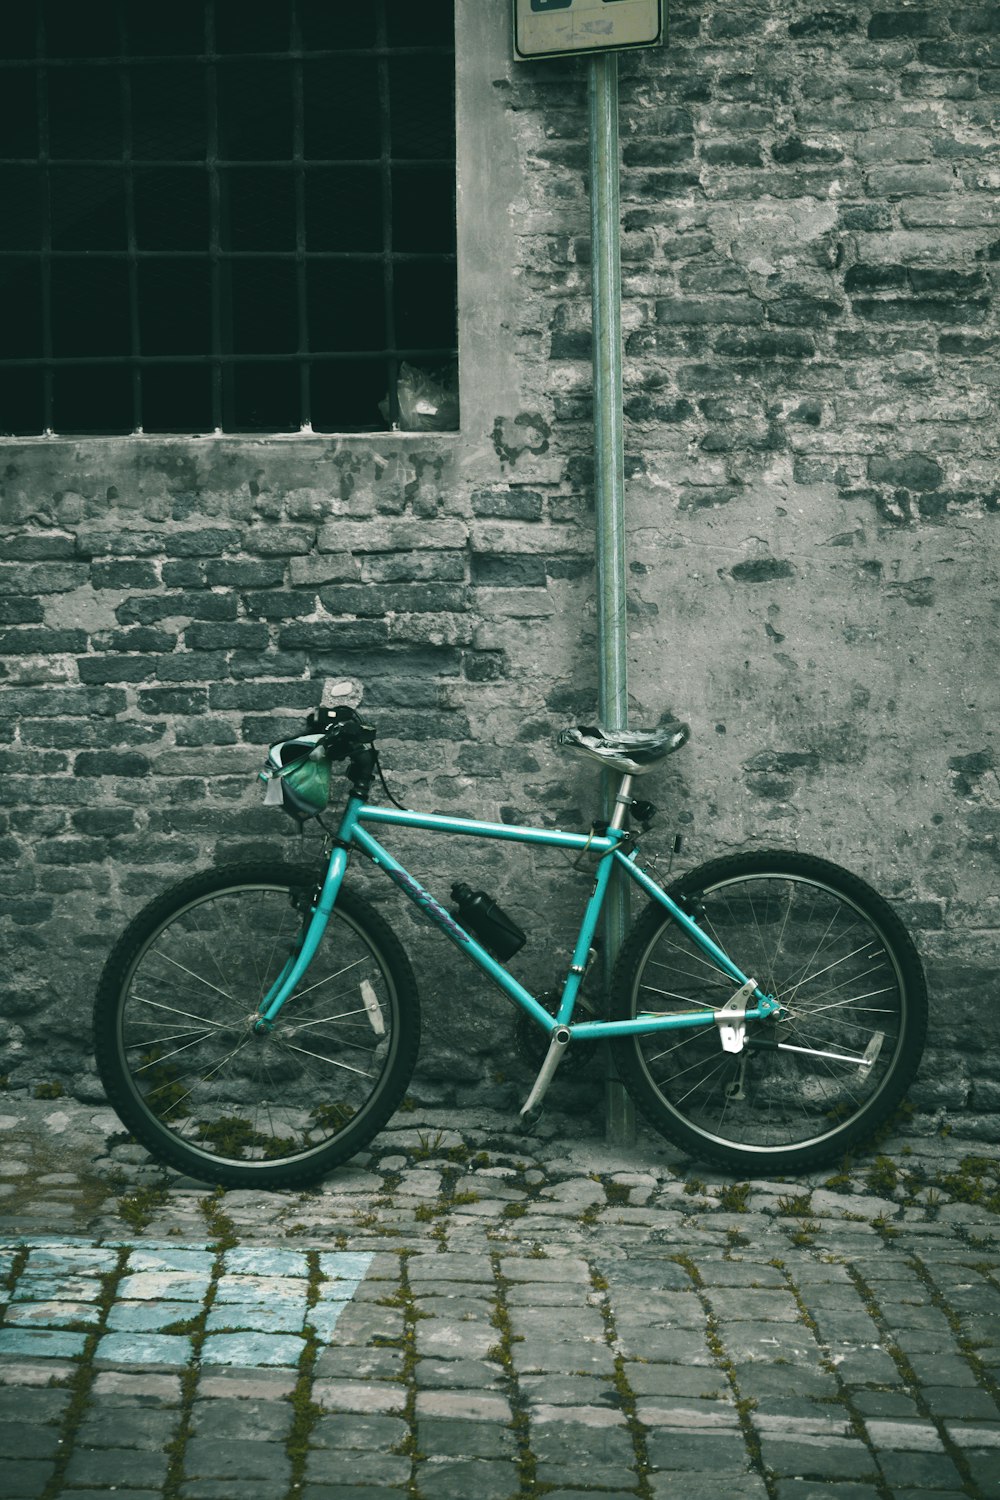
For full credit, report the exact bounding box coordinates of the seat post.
[607,773,634,832]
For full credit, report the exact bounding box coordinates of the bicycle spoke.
[285,957,368,1002]
[148,952,238,1004]
[131,994,235,1031]
[278,1040,374,1079]
[133,1032,216,1070]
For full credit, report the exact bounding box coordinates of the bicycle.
[93,695,928,1189]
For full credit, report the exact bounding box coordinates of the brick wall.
[1,3,998,1134]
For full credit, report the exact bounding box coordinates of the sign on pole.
[514,0,663,60]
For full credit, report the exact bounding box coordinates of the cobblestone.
[0,1096,997,1497]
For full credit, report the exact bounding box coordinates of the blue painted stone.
[117,1271,212,1302]
[127,1247,216,1275]
[206,1300,307,1334]
[12,1275,102,1303]
[105,1300,198,1334]
[4,1299,103,1328]
[214,1274,309,1304]
[96,1331,194,1366]
[0,1327,88,1358]
[201,1331,305,1367]
[318,1252,373,1284]
[27,1246,119,1275]
[104,1238,212,1251]
[223,1247,310,1278]
[306,1300,352,1341]
[1,1235,94,1247]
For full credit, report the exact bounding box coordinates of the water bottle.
[451,883,527,961]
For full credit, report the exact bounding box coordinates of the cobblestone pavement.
[0,1093,999,1499]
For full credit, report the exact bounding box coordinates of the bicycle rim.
[107,877,405,1179]
[619,858,921,1163]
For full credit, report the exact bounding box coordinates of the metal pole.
[588,51,635,1146]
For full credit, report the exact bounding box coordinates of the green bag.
[260,734,331,820]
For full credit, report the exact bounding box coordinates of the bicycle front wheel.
[94,863,420,1189]
[611,851,927,1173]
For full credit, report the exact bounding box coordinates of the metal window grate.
[0,0,457,435]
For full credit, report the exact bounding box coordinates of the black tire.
[94,863,420,1189]
[611,851,927,1173]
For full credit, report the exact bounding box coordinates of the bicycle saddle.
[557,720,689,775]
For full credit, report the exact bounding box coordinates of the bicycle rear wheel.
[94,863,420,1189]
[611,851,927,1173]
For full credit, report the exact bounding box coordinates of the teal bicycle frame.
[255,789,782,1051]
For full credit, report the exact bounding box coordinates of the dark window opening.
[0,0,457,436]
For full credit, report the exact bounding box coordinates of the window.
[0,0,457,435]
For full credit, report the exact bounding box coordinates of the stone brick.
[91,561,159,589]
[471,554,546,587]
[243,525,316,555]
[731,558,796,583]
[363,551,466,583]
[844,264,909,292]
[0,628,88,654]
[867,455,944,489]
[700,141,766,167]
[909,267,985,292]
[275,620,390,652]
[866,164,957,195]
[182,623,270,651]
[0,562,88,593]
[75,528,164,557]
[77,657,155,685]
[2,687,126,718]
[471,487,544,520]
[624,394,695,423]
[318,584,469,616]
[71,808,137,836]
[155,652,230,683]
[772,136,845,164]
[161,561,206,587]
[285,554,358,586]
[208,681,318,712]
[206,560,286,587]
[92,627,178,653]
[136,687,208,715]
[164,528,241,557]
[655,297,763,326]
[117,592,238,625]
[852,297,988,324]
[240,591,314,620]
[0,533,75,561]
[868,10,938,38]
[714,331,816,359]
[0,597,45,624]
[73,752,152,778]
